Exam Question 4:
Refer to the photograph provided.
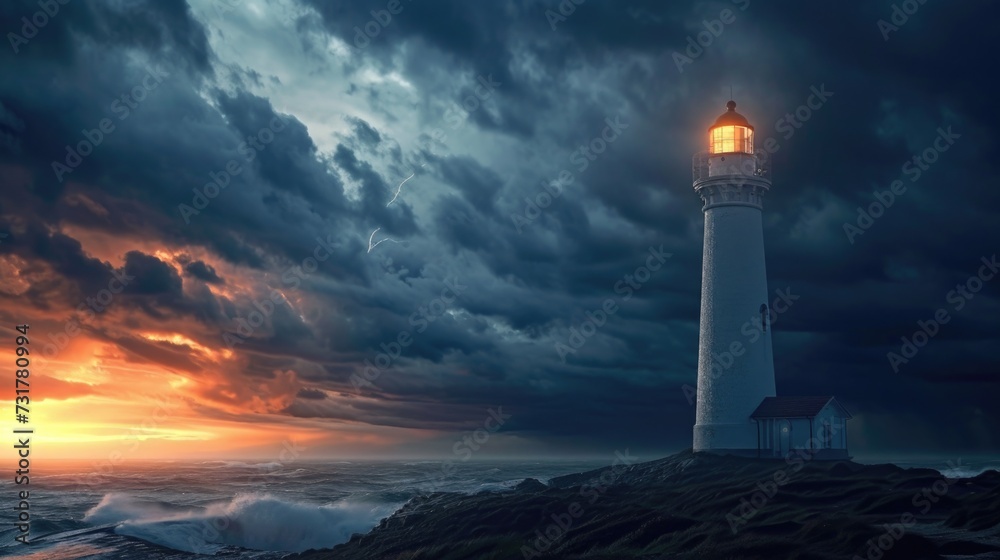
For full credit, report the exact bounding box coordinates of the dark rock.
[514,478,548,492]
[286,451,1000,560]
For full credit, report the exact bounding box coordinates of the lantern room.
[709,100,754,154]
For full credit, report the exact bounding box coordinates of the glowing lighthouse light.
[700,100,766,183]
[709,101,754,154]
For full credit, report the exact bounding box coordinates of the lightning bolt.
[367,227,401,253]
[368,165,425,255]
[386,164,424,207]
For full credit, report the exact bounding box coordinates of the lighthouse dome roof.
[710,100,753,130]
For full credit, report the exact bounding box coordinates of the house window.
[759,304,769,332]
[823,421,832,448]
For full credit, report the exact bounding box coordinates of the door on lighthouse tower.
[778,420,791,457]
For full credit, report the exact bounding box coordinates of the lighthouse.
[691,100,776,454]
[691,100,851,459]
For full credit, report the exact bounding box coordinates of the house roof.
[751,396,851,419]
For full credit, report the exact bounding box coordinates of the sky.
[0,0,997,462]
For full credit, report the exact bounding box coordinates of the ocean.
[0,459,607,559]
[4,456,998,559]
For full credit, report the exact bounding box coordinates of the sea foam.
[83,492,399,554]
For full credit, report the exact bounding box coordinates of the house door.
[778,420,791,457]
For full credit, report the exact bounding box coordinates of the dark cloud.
[347,116,382,148]
[0,0,997,457]
[297,388,328,400]
[184,260,225,284]
[123,251,182,296]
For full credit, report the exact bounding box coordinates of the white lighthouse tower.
[692,100,776,455]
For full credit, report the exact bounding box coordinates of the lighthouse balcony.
[692,150,771,183]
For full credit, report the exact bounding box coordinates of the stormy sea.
[0,459,602,559]
[4,453,1000,559]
